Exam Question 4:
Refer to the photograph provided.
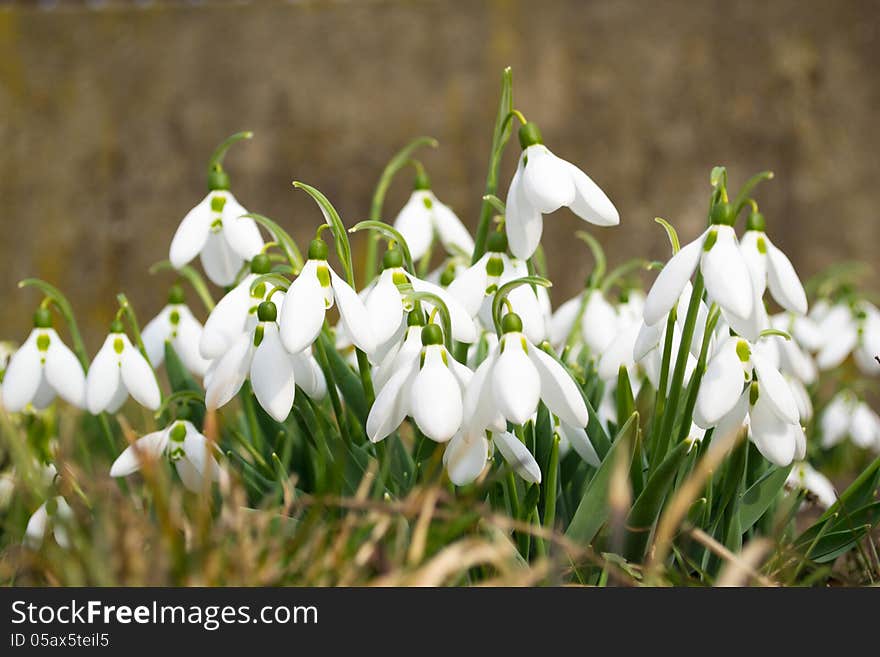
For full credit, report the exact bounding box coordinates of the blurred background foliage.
[0,0,878,347]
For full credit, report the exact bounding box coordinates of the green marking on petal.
[486,256,504,278]
[749,381,760,406]
[210,218,223,232]
[210,195,227,213]
[170,422,187,443]
[252,282,266,299]
[113,337,125,354]
[392,271,409,287]
[317,264,331,288]
[422,196,433,210]
[736,339,751,362]
[703,229,718,252]
[254,324,264,348]
[756,236,767,255]
[36,334,51,352]
[169,310,180,326]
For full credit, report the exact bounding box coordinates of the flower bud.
[501,312,523,334]
[250,253,272,274]
[308,238,329,261]
[257,301,277,323]
[421,323,444,346]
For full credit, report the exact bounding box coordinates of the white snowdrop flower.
[820,392,880,450]
[818,301,880,375]
[786,462,837,509]
[279,238,376,356]
[367,324,472,444]
[463,312,588,432]
[86,320,161,415]
[787,376,813,424]
[110,420,226,493]
[426,256,469,289]
[684,423,707,453]
[769,314,818,385]
[392,171,474,260]
[634,283,708,365]
[492,431,542,483]
[25,496,73,549]
[597,318,643,381]
[504,121,619,260]
[205,300,326,422]
[738,211,808,315]
[554,417,600,467]
[443,429,490,486]
[371,319,423,393]
[364,247,477,348]
[447,232,548,344]
[141,285,210,378]
[2,309,86,412]
[199,254,281,360]
[643,217,755,333]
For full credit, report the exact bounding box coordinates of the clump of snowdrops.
[1,69,879,586]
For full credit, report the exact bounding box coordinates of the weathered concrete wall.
[1,0,878,347]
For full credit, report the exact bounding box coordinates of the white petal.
[700,225,753,320]
[492,336,540,425]
[1,333,42,411]
[739,231,768,298]
[250,324,296,422]
[504,162,544,260]
[851,403,880,449]
[520,145,575,213]
[549,295,582,349]
[44,335,86,409]
[409,276,478,344]
[86,337,122,414]
[204,333,252,410]
[200,230,244,287]
[710,389,750,451]
[172,306,211,377]
[694,338,746,428]
[463,349,505,432]
[431,196,474,257]
[169,195,212,269]
[507,277,547,344]
[221,195,264,261]
[493,431,541,483]
[120,342,161,411]
[331,269,376,354]
[529,345,588,427]
[393,191,435,261]
[141,306,172,368]
[30,375,56,410]
[752,350,800,425]
[24,503,49,547]
[200,275,256,360]
[279,261,326,354]
[181,422,222,481]
[291,351,327,400]
[447,254,490,317]
[365,357,418,443]
[110,430,170,477]
[565,160,619,226]
[580,290,618,353]
[633,321,662,363]
[788,377,813,423]
[175,458,204,492]
[749,393,797,467]
[444,430,489,486]
[597,322,640,380]
[779,338,817,384]
[643,232,704,326]
[560,422,600,467]
[816,323,858,370]
[766,238,807,315]
[409,346,463,442]
[373,326,421,392]
[365,270,405,347]
[820,395,851,448]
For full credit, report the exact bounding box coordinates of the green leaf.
[737,464,792,532]
[622,439,690,561]
[615,366,635,439]
[491,276,552,334]
[350,219,416,274]
[318,332,368,425]
[293,182,355,285]
[565,412,638,544]
[799,503,880,563]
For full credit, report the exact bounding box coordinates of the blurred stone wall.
[0,0,878,348]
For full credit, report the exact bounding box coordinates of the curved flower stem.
[241,213,305,273]
[491,275,552,335]
[148,261,216,312]
[350,220,416,274]
[19,279,89,370]
[600,259,659,294]
[116,294,150,366]
[207,131,253,173]
[575,231,607,286]
[472,67,514,264]
[365,136,439,285]
[732,170,774,219]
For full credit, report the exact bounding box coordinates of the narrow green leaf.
[737,464,792,532]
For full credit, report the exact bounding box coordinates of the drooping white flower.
[142,286,211,377]
[820,392,880,451]
[370,320,423,393]
[367,324,472,444]
[364,247,477,349]
[643,221,755,333]
[447,231,547,344]
[814,301,880,375]
[551,288,619,356]
[205,300,326,422]
[463,312,588,432]
[110,420,226,492]
[199,254,281,361]
[279,238,375,356]
[554,417,600,467]
[769,313,818,385]
[25,496,73,549]
[492,430,542,483]
[86,321,161,415]
[169,190,264,287]
[786,462,837,509]
[443,429,490,486]
[392,173,474,260]
[2,309,86,412]
[738,213,808,315]
[504,121,619,260]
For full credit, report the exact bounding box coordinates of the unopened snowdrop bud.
[492,431,542,483]
[739,209,808,315]
[554,418,600,467]
[141,285,211,377]
[110,420,226,493]
[199,253,278,360]
[366,323,472,444]
[205,298,326,421]
[463,312,588,432]
[504,121,619,259]
[392,170,474,260]
[2,309,86,412]
[25,495,73,549]
[279,237,375,356]
[364,246,477,348]
[86,320,161,414]
[448,231,548,343]
[643,212,754,330]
